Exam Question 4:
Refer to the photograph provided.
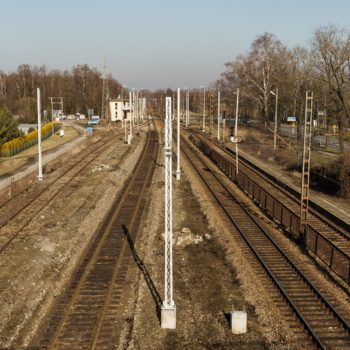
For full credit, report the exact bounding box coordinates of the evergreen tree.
[0,107,21,146]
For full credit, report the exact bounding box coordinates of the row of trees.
[0,64,122,123]
[217,25,350,196]
[217,25,350,145]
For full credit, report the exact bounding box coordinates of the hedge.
[1,122,61,157]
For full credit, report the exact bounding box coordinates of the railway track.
[0,121,150,254]
[187,129,350,286]
[181,132,350,349]
[29,126,159,349]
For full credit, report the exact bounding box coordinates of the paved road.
[279,124,350,152]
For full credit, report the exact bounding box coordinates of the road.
[279,124,350,152]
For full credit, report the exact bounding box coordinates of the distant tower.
[101,57,110,121]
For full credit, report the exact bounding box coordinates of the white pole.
[137,91,139,124]
[176,88,181,180]
[161,97,176,329]
[217,91,220,140]
[37,88,43,181]
[202,88,206,132]
[235,88,239,176]
[186,90,189,127]
[274,87,278,151]
[129,91,132,143]
[133,91,136,127]
[121,100,124,129]
[234,88,239,140]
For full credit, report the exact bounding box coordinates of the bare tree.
[312,25,350,151]
[312,25,350,197]
[221,33,288,123]
[0,64,121,122]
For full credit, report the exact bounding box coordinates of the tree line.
[217,25,350,144]
[216,24,350,197]
[0,64,122,123]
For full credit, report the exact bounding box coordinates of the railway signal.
[161,97,176,329]
[230,126,234,142]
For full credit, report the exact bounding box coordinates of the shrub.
[0,122,60,157]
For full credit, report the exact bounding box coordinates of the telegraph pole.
[176,89,181,180]
[161,97,176,329]
[37,88,43,181]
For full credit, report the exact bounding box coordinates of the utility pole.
[217,91,221,140]
[37,88,43,181]
[161,97,176,329]
[300,91,313,233]
[176,88,181,180]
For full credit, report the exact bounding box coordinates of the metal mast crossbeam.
[300,91,313,233]
[50,97,63,119]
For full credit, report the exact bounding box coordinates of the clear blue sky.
[1,0,350,90]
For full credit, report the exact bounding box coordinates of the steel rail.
[189,127,350,241]
[187,129,350,285]
[39,123,158,349]
[0,121,151,254]
[181,134,350,349]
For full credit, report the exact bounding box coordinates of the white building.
[109,98,131,122]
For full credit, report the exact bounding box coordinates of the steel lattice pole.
[164,97,174,308]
